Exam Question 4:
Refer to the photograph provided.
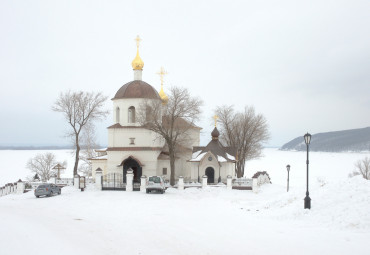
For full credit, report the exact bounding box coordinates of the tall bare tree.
[215,105,269,177]
[78,122,99,179]
[137,86,203,185]
[52,91,108,176]
[26,153,58,182]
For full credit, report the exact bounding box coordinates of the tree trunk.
[169,151,176,186]
[236,160,245,178]
[74,136,80,177]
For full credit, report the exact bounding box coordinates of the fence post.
[227,175,232,190]
[140,176,146,192]
[126,170,133,192]
[74,175,80,189]
[17,179,25,194]
[202,175,208,188]
[178,176,184,190]
[95,168,102,190]
[252,178,258,193]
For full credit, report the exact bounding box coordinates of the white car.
[146,176,166,194]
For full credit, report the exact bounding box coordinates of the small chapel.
[90,36,236,185]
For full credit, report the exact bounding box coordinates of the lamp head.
[286,164,290,171]
[304,133,312,145]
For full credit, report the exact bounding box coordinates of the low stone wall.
[0,180,24,198]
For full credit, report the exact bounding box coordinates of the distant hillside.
[281,127,370,152]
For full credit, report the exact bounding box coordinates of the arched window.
[116,107,120,123]
[128,106,135,123]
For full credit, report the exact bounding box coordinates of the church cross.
[135,35,142,48]
[213,115,219,127]
[156,66,168,86]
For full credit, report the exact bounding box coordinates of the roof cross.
[213,115,219,127]
[134,35,142,48]
[156,66,168,86]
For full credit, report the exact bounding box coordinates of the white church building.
[90,36,236,186]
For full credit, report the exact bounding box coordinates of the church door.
[205,167,215,184]
[123,158,142,183]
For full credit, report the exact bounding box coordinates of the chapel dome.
[113,80,160,100]
[211,127,220,139]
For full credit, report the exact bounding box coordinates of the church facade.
[90,36,236,185]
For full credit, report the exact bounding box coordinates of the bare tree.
[52,91,109,176]
[137,86,203,185]
[26,153,57,182]
[78,122,98,179]
[349,157,370,180]
[215,105,269,177]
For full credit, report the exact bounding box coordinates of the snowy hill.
[281,127,370,152]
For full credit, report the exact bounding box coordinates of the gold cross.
[213,115,219,127]
[134,35,142,48]
[156,66,168,86]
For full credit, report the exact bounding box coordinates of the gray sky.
[1,0,369,147]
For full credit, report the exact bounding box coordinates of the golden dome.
[131,35,144,70]
[159,85,169,105]
[131,49,144,70]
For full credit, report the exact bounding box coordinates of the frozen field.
[0,148,369,255]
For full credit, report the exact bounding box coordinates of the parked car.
[34,184,61,198]
[146,176,166,194]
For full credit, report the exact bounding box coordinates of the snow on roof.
[226,153,235,161]
[90,155,107,160]
[192,150,202,159]
[217,155,227,162]
[189,152,207,162]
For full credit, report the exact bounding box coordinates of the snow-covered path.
[1,178,369,255]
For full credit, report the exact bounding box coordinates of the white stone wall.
[106,150,161,177]
[112,98,160,126]
[189,152,236,183]
[91,160,108,179]
[108,127,164,148]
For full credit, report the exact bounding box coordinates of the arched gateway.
[205,167,215,184]
[122,157,142,183]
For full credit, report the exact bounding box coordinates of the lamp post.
[218,165,221,183]
[286,164,290,192]
[304,133,312,209]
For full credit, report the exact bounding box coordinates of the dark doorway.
[205,167,215,184]
[123,157,142,183]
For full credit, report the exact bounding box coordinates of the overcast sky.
[0,0,369,147]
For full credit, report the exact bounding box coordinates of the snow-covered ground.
[1,148,369,255]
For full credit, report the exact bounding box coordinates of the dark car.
[34,184,61,198]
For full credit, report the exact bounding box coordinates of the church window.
[116,107,120,123]
[163,168,167,175]
[128,106,136,123]
[129,138,135,145]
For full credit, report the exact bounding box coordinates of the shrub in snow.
[349,157,370,180]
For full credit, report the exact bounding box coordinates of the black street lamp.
[286,164,290,192]
[218,168,221,183]
[304,132,312,209]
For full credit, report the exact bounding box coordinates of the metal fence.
[102,173,126,190]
